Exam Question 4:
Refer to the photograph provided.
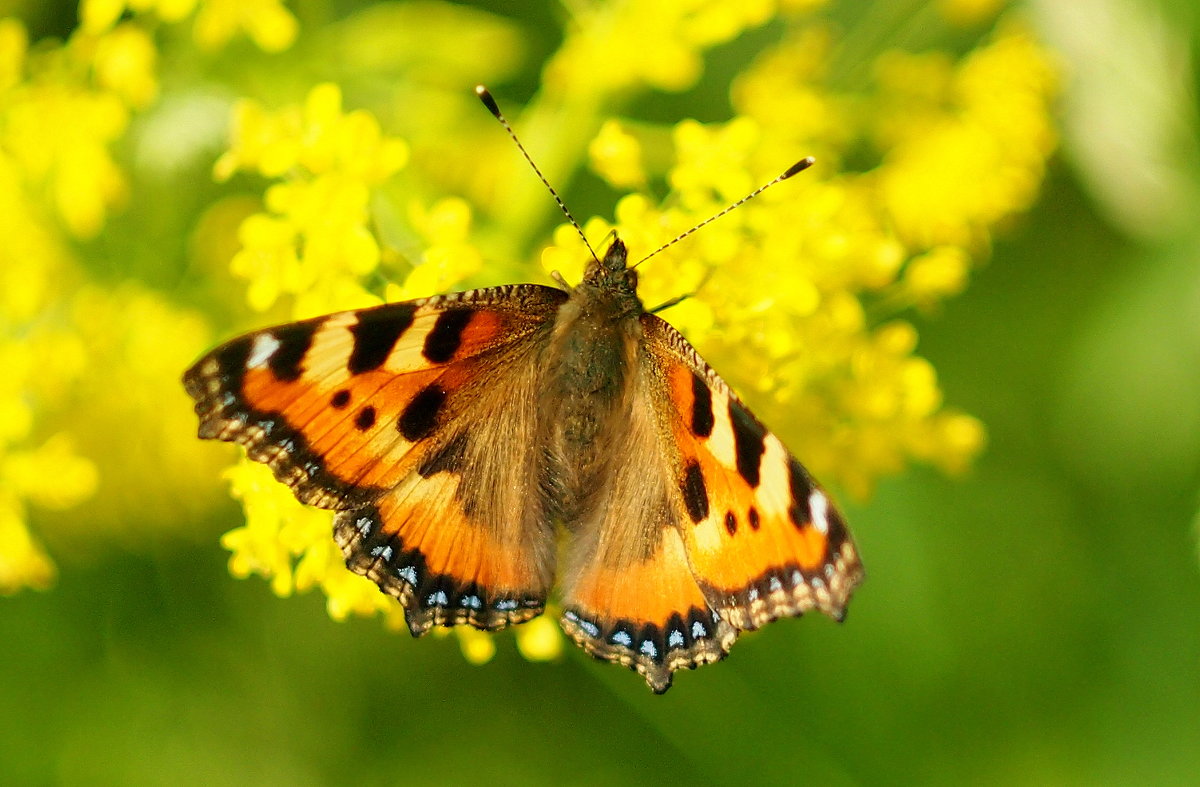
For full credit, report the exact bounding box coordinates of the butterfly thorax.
[541,238,647,529]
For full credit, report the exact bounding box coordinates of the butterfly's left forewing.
[643,315,864,632]
[184,285,568,633]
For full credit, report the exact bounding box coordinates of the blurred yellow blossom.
[874,22,1059,249]
[588,119,646,189]
[0,435,98,594]
[387,198,485,300]
[0,19,26,92]
[0,61,100,592]
[670,117,761,205]
[546,0,780,93]
[55,284,228,537]
[456,627,499,665]
[91,23,159,109]
[82,0,198,33]
[0,497,58,593]
[515,616,565,662]
[0,12,178,238]
[194,0,299,52]
[0,0,299,596]
[82,0,298,52]
[903,246,971,309]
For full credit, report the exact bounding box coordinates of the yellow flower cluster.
[215,83,409,315]
[0,18,146,238]
[0,16,130,591]
[0,1,270,591]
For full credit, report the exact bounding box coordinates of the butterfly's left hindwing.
[183,284,568,632]
[553,362,737,693]
[643,315,864,631]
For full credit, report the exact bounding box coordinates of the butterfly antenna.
[476,85,600,264]
[632,157,816,268]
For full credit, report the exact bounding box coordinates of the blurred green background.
[2,0,1199,784]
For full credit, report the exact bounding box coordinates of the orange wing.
[554,375,736,693]
[184,284,567,632]
[560,525,736,693]
[643,314,864,632]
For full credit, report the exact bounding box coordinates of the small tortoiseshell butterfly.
[184,87,863,693]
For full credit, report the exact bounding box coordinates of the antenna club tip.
[475,85,501,118]
[782,157,816,179]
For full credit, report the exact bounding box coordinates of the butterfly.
[183,87,863,693]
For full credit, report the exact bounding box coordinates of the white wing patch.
[246,333,281,369]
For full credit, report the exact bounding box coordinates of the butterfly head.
[585,236,634,284]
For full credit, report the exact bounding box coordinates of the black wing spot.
[681,461,709,523]
[269,321,320,381]
[748,506,761,531]
[787,457,814,529]
[724,510,737,536]
[355,406,377,430]
[331,389,351,409]
[398,383,446,441]
[729,400,767,487]
[423,309,473,363]
[349,303,417,374]
[209,335,252,392]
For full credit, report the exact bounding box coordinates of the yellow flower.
[456,627,499,665]
[0,19,27,92]
[91,23,159,109]
[515,616,565,662]
[81,0,199,34]
[0,433,98,594]
[875,22,1059,250]
[389,198,484,300]
[904,246,971,309]
[218,83,409,313]
[546,0,777,93]
[589,119,646,189]
[194,0,299,53]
